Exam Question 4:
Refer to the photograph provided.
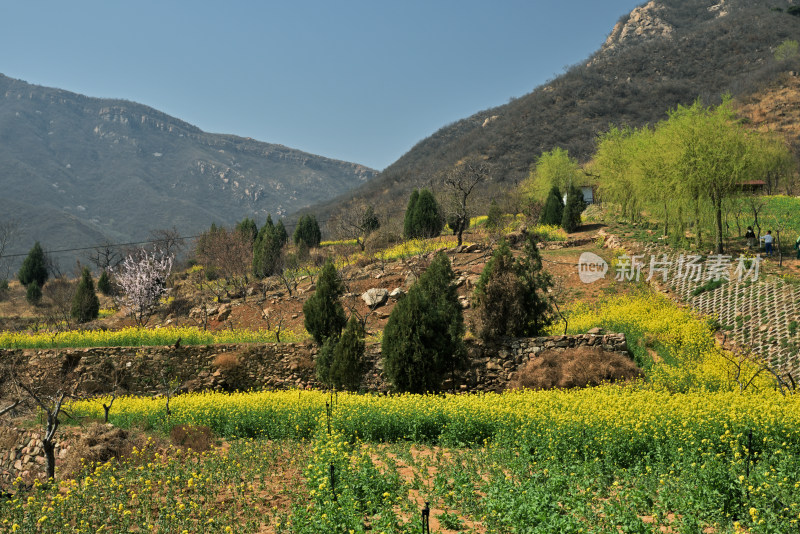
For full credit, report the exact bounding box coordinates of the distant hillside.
[0,74,377,269]
[310,0,800,222]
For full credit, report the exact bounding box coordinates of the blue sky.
[0,1,643,170]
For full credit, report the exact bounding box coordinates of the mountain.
[0,74,377,270]
[309,0,800,221]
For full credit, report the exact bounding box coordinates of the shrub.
[509,346,643,390]
[72,267,101,323]
[18,241,48,288]
[472,237,554,340]
[382,252,466,393]
[26,280,42,305]
[302,260,346,345]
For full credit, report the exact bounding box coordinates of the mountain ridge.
[0,73,377,269]
[306,0,800,223]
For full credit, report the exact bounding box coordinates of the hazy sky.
[0,1,643,170]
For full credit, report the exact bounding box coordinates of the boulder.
[362,288,389,307]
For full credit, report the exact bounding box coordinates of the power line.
[2,215,340,259]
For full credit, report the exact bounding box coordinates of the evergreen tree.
[303,260,346,345]
[275,219,289,246]
[326,316,366,391]
[72,267,100,323]
[293,214,322,248]
[315,336,336,387]
[26,280,42,305]
[517,232,556,335]
[539,186,564,226]
[412,189,444,238]
[97,270,112,296]
[235,217,258,245]
[561,184,586,233]
[18,241,48,288]
[382,252,466,393]
[472,238,554,340]
[485,199,504,230]
[403,190,420,239]
[253,215,284,278]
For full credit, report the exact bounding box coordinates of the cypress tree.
[97,270,112,296]
[303,260,346,345]
[72,267,100,323]
[275,219,289,246]
[486,199,503,230]
[382,252,466,393]
[539,186,564,226]
[294,214,322,248]
[412,189,444,238]
[472,237,554,340]
[18,242,48,288]
[403,190,420,239]
[561,184,586,233]
[235,217,258,245]
[253,215,284,278]
[327,316,366,391]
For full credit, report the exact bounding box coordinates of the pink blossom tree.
[115,248,174,326]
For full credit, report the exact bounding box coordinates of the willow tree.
[524,147,582,202]
[593,126,641,220]
[665,98,756,254]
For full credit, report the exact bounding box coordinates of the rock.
[217,304,232,321]
[389,288,405,299]
[362,288,389,307]
[404,273,418,288]
[588,327,604,335]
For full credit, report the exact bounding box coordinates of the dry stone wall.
[0,333,628,486]
[1,333,629,396]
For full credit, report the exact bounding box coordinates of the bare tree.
[10,360,81,481]
[194,227,253,300]
[441,157,490,246]
[330,203,380,251]
[115,248,174,326]
[39,277,77,331]
[149,227,186,261]
[0,399,20,417]
[86,240,124,273]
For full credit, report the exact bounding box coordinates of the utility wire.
[2,215,340,259]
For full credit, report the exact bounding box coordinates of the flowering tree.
[115,248,174,326]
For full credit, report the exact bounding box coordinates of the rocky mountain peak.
[602,1,673,53]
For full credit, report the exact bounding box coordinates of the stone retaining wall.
[0,332,628,396]
[0,332,628,487]
[0,427,71,488]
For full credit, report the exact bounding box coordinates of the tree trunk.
[43,439,56,480]
[694,198,702,250]
[714,198,725,254]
